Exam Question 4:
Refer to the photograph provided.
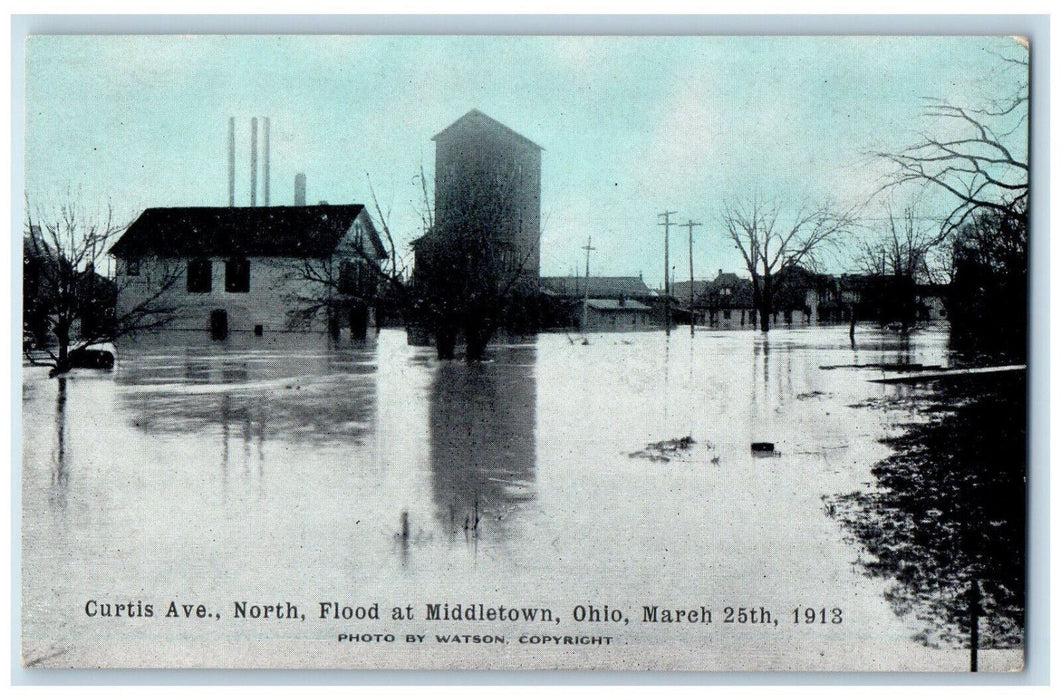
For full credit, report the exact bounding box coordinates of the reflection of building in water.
[118,339,379,480]
[427,346,537,538]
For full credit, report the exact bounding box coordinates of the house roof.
[109,205,386,259]
[671,280,712,299]
[586,299,652,311]
[713,272,742,287]
[432,109,543,152]
[540,276,655,298]
[693,273,756,308]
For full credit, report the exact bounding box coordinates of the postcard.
[20,33,1029,671]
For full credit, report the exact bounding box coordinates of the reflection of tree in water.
[428,346,537,540]
[49,377,70,511]
[828,373,1025,649]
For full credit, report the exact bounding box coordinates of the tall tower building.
[431,109,542,281]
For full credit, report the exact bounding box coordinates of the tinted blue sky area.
[25,35,1028,284]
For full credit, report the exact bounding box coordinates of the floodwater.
[20,326,1024,670]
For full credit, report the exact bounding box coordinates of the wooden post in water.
[848,303,856,348]
[969,579,981,672]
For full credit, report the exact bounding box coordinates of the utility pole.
[581,236,596,330]
[250,117,258,207]
[659,211,677,335]
[682,219,702,337]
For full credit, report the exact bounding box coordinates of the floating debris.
[870,365,1026,385]
[796,390,828,400]
[819,362,943,372]
[629,436,698,463]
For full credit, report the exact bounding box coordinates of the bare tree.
[412,158,541,361]
[721,197,855,332]
[855,206,947,331]
[278,163,540,362]
[875,47,1028,236]
[874,44,1029,356]
[276,174,418,338]
[23,197,181,376]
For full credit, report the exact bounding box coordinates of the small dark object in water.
[68,347,115,370]
[629,435,698,462]
[751,442,775,453]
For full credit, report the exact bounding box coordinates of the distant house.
[584,298,654,331]
[691,267,849,330]
[670,280,712,309]
[540,275,660,330]
[772,265,843,326]
[109,205,386,338]
[694,270,757,329]
[839,274,950,327]
[540,275,656,302]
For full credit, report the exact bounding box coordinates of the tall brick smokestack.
[294,173,307,206]
[250,117,258,206]
[263,117,270,206]
[227,117,235,207]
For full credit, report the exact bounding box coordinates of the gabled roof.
[540,276,655,299]
[109,205,386,260]
[671,280,712,299]
[432,109,543,152]
[713,272,742,287]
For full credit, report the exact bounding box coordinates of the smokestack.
[263,117,270,206]
[294,173,306,206]
[227,117,235,207]
[250,117,258,206]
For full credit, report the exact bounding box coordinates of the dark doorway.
[210,309,228,340]
[349,304,369,341]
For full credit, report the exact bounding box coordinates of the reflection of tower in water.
[427,346,537,541]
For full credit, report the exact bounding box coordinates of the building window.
[187,258,212,293]
[126,259,140,276]
[339,260,360,295]
[225,257,250,293]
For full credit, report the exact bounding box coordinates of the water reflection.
[50,377,69,511]
[427,346,537,543]
[752,336,769,408]
[828,373,1025,650]
[118,342,378,449]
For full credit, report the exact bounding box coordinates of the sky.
[24,35,1028,287]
